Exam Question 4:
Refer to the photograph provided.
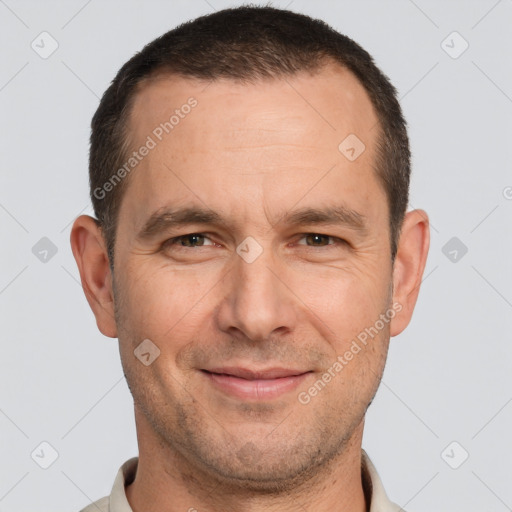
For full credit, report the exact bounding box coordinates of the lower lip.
[203,371,311,400]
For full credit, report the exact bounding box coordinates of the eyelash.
[162,233,347,250]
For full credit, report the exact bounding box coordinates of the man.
[71,5,429,512]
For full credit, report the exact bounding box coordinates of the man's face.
[113,65,394,488]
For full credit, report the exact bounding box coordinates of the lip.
[202,367,312,401]
[205,367,309,380]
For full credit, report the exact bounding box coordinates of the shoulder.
[79,495,109,512]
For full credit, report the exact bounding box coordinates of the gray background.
[1,0,511,510]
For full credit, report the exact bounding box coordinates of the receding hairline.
[107,60,386,251]
[122,57,383,161]
[96,26,408,268]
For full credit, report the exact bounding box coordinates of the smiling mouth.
[201,368,312,400]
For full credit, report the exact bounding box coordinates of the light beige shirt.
[80,450,403,512]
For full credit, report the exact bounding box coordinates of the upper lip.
[203,367,311,380]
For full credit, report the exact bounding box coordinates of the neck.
[126,408,368,512]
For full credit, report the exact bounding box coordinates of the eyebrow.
[137,207,226,240]
[283,206,367,233]
[137,204,367,240]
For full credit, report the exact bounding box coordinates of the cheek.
[116,262,217,343]
[292,265,390,341]
[114,266,205,396]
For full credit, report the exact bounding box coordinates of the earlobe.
[390,209,430,337]
[70,215,118,338]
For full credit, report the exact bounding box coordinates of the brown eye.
[164,233,214,248]
[304,234,331,246]
[179,234,206,247]
[297,233,344,247]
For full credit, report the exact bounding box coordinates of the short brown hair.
[89,5,410,267]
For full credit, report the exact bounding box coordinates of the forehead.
[129,63,378,147]
[120,63,384,230]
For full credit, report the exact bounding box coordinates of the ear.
[390,209,430,337]
[70,215,118,338]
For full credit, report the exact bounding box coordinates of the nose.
[215,245,298,342]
